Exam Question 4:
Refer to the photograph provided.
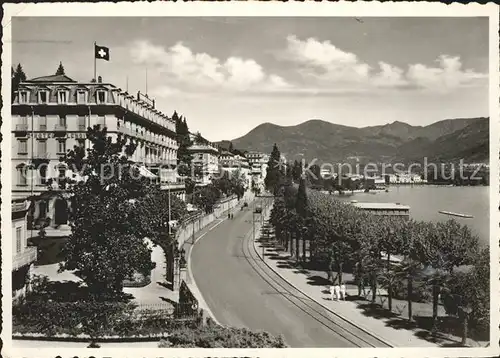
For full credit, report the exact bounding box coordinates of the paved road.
[191,200,387,348]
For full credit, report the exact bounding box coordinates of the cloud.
[130,40,290,95]
[285,35,371,84]
[282,35,487,93]
[407,55,487,92]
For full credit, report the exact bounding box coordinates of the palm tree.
[378,269,400,312]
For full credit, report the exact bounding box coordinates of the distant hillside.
[224,117,489,163]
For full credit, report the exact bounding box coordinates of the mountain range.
[221,117,489,164]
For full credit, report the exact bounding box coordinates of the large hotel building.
[11,74,183,295]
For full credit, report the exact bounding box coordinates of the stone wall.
[175,195,239,249]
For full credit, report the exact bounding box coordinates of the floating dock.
[439,211,474,218]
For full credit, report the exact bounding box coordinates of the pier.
[438,211,474,218]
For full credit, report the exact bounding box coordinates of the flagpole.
[93,41,96,81]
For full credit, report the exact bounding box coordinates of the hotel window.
[77,91,86,104]
[16,227,23,253]
[37,140,47,156]
[97,90,106,104]
[17,165,27,186]
[58,91,68,104]
[39,116,47,131]
[78,116,86,131]
[38,91,48,104]
[57,140,66,154]
[19,91,28,104]
[39,165,48,185]
[18,139,27,154]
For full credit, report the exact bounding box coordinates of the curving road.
[190,200,389,348]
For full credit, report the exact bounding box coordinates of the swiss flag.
[95,44,110,61]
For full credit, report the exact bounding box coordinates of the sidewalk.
[253,208,468,348]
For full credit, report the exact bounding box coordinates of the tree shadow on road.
[306,275,331,287]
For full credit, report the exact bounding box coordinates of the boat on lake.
[438,210,474,218]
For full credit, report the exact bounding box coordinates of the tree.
[291,160,303,183]
[57,125,156,299]
[251,178,261,196]
[264,143,285,195]
[131,184,188,246]
[55,61,65,75]
[174,113,193,177]
[424,220,480,332]
[212,171,233,197]
[230,169,247,200]
[295,177,308,262]
[12,63,27,100]
[192,185,220,214]
[228,142,234,153]
[394,220,427,321]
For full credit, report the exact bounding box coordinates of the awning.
[138,166,158,179]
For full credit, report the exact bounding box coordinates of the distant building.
[220,154,251,189]
[246,151,265,165]
[351,201,410,218]
[384,173,426,184]
[188,144,219,185]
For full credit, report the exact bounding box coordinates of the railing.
[13,246,37,271]
[160,182,186,190]
[135,303,175,315]
[54,124,67,132]
[33,153,49,159]
[12,201,28,212]
[15,124,28,131]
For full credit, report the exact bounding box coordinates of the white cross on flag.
[95,44,110,61]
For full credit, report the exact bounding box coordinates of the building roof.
[188,144,219,153]
[352,202,410,210]
[28,74,76,83]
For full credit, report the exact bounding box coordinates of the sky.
[11,17,489,141]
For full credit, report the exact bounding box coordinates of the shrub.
[158,325,287,348]
[12,299,198,338]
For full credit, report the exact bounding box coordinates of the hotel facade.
[11,74,182,239]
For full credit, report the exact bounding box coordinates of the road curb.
[252,211,395,348]
[185,218,227,326]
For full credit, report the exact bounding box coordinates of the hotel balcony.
[54,124,67,132]
[118,127,132,137]
[33,152,49,159]
[13,246,37,271]
[15,124,29,132]
[12,201,29,212]
[160,182,186,191]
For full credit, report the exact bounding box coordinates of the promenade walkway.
[253,207,488,348]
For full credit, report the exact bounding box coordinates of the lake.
[336,185,490,245]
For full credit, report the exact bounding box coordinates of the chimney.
[97,76,102,83]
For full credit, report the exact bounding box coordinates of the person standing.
[330,285,336,301]
[334,285,341,301]
[340,284,346,300]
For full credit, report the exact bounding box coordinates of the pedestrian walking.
[231,214,234,219]
[340,284,346,300]
[228,213,231,219]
